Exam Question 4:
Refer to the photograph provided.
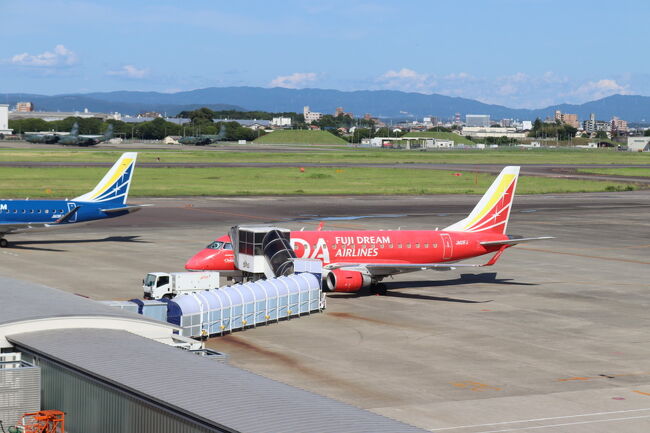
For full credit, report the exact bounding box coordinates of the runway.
[1,191,649,432]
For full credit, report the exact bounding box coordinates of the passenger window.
[37,210,41,213]
[415,243,420,248]
[30,210,34,213]
[398,243,402,248]
[380,243,385,248]
[389,243,393,248]
[424,243,429,248]
[331,244,336,250]
[406,243,411,248]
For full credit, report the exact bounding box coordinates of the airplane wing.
[0,222,60,235]
[325,247,509,277]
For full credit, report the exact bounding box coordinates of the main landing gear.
[0,238,8,248]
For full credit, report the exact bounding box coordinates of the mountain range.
[3,87,649,122]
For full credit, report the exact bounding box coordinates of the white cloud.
[377,68,435,92]
[107,65,149,79]
[10,44,77,67]
[270,72,318,88]
[570,79,630,100]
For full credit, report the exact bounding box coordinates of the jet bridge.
[229,225,318,282]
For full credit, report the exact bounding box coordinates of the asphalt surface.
[1,192,650,432]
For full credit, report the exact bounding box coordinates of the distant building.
[554,110,579,128]
[138,112,162,118]
[465,114,490,127]
[9,110,120,122]
[334,106,353,118]
[271,117,292,127]
[519,120,533,131]
[363,113,373,121]
[0,104,12,135]
[500,118,513,127]
[582,113,611,133]
[303,106,323,124]
[16,102,34,112]
[454,113,461,125]
[611,116,628,134]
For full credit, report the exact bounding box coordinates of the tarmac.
[1,191,650,432]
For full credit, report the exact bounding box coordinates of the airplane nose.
[185,251,209,270]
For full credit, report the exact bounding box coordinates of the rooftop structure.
[0,276,426,433]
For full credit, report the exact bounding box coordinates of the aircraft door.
[440,233,453,260]
[67,202,78,222]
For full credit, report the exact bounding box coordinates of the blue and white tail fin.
[73,152,137,204]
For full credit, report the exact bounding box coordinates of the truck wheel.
[162,294,173,300]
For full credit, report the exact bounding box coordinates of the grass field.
[577,167,650,177]
[253,130,348,145]
[403,131,475,145]
[0,166,637,198]
[1,148,650,165]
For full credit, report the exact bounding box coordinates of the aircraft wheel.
[370,283,387,296]
[0,238,8,248]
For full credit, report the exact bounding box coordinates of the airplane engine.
[325,269,372,293]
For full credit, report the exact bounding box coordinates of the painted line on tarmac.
[177,206,369,230]
[465,414,650,433]
[429,407,650,431]
[517,247,650,265]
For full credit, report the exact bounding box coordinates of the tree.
[349,128,372,143]
[644,129,650,137]
[595,131,608,139]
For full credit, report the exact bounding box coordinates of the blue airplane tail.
[73,152,137,205]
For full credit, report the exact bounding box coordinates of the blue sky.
[1,0,649,108]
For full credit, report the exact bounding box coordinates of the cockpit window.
[207,241,224,250]
[224,242,233,250]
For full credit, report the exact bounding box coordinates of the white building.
[461,126,526,139]
[303,106,323,124]
[465,114,490,127]
[627,137,650,152]
[0,104,12,135]
[271,117,292,127]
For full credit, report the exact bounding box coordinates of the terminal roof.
[9,328,427,433]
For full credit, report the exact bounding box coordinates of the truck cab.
[143,272,172,299]
[143,271,221,300]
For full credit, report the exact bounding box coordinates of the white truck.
[143,271,220,299]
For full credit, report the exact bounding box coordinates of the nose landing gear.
[0,238,8,248]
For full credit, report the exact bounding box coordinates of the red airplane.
[185,166,552,292]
